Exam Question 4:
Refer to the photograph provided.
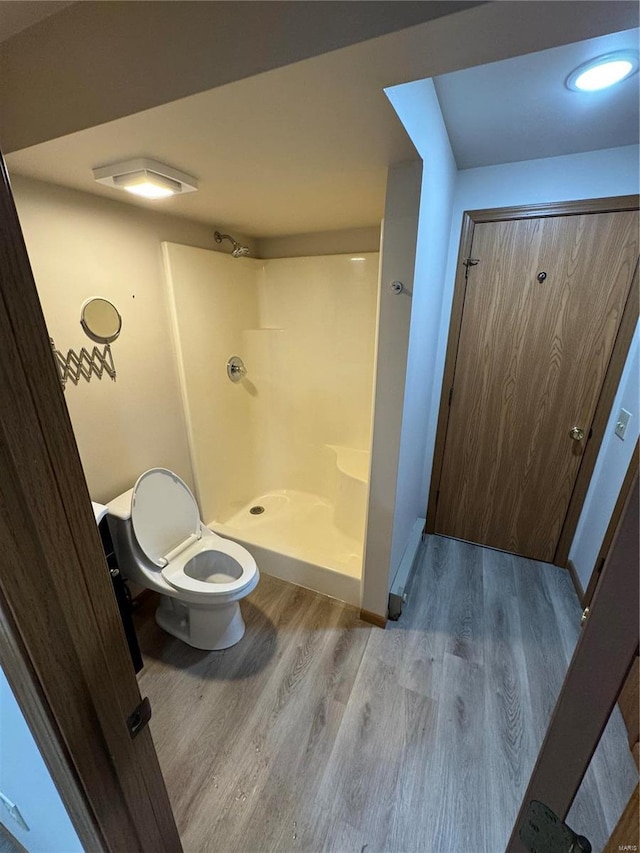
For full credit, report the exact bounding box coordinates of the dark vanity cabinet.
[98,517,143,673]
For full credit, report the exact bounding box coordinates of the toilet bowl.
[107,468,259,650]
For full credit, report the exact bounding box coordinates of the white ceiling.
[6,52,416,238]
[5,10,638,239]
[0,1,74,42]
[433,28,639,169]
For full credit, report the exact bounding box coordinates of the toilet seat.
[131,468,258,601]
[131,468,201,566]
[160,529,257,599]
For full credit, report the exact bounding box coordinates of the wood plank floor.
[135,535,637,853]
[0,825,22,853]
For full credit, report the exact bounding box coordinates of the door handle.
[569,427,585,441]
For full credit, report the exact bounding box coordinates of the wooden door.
[0,155,182,850]
[435,209,638,562]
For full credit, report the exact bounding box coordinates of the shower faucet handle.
[227,355,247,383]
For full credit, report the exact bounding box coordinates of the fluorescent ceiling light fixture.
[566,51,638,92]
[93,158,198,198]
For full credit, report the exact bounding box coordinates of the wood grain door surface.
[435,210,638,562]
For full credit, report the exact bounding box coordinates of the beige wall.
[256,226,380,259]
[11,175,234,503]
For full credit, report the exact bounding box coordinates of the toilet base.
[155,595,246,650]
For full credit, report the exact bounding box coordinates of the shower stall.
[163,242,379,605]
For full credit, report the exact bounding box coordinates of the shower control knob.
[227,355,247,383]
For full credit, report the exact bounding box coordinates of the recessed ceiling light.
[566,51,639,92]
[92,158,198,198]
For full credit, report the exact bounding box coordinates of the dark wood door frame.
[0,156,182,850]
[581,441,639,609]
[425,194,639,568]
[506,475,639,851]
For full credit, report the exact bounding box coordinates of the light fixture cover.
[114,170,182,199]
[566,50,639,92]
[93,158,198,197]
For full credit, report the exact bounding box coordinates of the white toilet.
[107,468,259,650]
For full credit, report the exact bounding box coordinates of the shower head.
[214,230,250,258]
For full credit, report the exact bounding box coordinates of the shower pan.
[213,444,370,604]
[163,242,379,605]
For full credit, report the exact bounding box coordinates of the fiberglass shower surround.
[163,243,379,606]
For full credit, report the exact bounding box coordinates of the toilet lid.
[131,468,200,567]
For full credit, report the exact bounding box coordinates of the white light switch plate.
[614,409,631,440]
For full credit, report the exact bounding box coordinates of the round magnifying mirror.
[80,298,122,343]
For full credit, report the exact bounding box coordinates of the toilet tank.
[107,488,134,524]
[106,488,152,587]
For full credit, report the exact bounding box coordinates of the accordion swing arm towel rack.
[50,296,122,390]
[51,338,116,388]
